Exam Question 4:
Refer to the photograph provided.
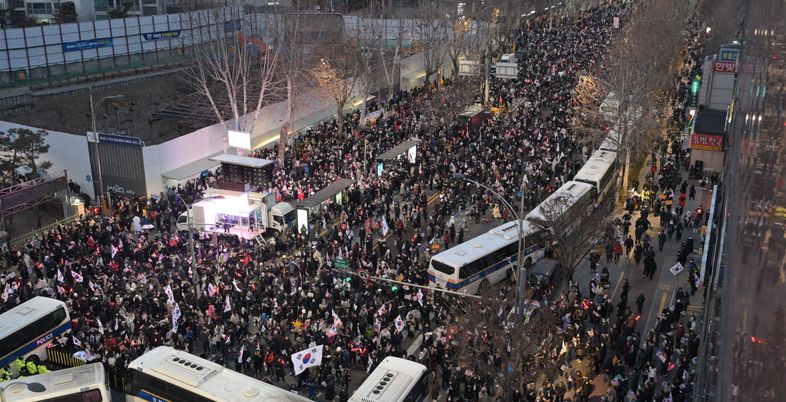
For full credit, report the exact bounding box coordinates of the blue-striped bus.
[125,346,312,402]
[350,356,430,402]
[0,296,71,376]
[0,363,110,402]
[428,220,545,294]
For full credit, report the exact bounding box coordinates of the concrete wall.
[0,120,93,197]
[142,121,226,197]
[0,47,439,199]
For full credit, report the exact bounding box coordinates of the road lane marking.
[611,272,625,300]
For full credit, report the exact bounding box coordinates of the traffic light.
[490,66,497,76]
[345,276,352,283]
[391,285,398,293]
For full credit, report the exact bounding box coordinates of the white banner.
[363,109,385,125]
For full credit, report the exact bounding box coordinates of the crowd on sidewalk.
[0,2,711,402]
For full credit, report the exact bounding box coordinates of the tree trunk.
[337,104,345,138]
[424,69,432,85]
[622,147,631,198]
[359,94,368,129]
[278,77,294,167]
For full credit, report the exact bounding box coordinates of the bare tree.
[569,74,615,155]
[311,38,363,138]
[594,0,690,194]
[377,16,407,102]
[351,11,385,128]
[275,10,330,165]
[413,0,449,85]
[445,16,472,76]
[450,285,562,399]
[184,7,283,153]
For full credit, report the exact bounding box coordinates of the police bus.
[0,363,110,402]
[428,220,545,294]
[350,356,430,402]
[573,149,618,206]
[526,181,595,237]
[125,346,312,402]
[0,297,71,376]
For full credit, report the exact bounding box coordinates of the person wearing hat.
[0,365,11,382]
[14,356,25,376]
[25,359,38,376]
[37,363,49,375]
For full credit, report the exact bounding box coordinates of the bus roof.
[0,297,66,340]
[599,129,620,152]
[430,220,539,268]
[526,181,594,223]
[574,150,617,186]
[0,363,104,402]
[128,346,311,402]
[349,357,426,402]
[297,178,355,210]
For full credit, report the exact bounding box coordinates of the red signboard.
[713,61,737,73]
[691,133,724,151]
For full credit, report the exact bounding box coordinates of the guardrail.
[11,214,79,246]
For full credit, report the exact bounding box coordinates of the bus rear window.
[431,261,454,276]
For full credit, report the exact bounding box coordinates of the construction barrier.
[46,347,86,368]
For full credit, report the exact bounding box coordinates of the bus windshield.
[430,260,455,275]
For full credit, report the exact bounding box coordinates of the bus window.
[430,260,455,275]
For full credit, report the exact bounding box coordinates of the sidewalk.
[567,155,709,399]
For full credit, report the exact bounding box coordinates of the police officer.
[14,357,25,376]
[0,365,11,381]
[25,359,38,376]
[37,363,49,375]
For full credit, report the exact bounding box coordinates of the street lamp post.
[89,90,125,210]
[481,6,499,104]
[174,194,198,277]
[453,172,528,315]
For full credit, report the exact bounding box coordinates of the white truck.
[176,189,294,238]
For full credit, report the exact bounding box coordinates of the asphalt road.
[717,1,786,401]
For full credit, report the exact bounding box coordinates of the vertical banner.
[87,132,147,199]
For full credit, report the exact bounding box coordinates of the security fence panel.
[87,132,147,199]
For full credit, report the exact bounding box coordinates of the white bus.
[574,149,618,204]
[428,220,545,294]
[527,181,595,237]
[350,356,430,402]
[125,346,312,402]
[599,91,623,120]
[0,297,71,375]
[599,128,621,153]
[0,363,110,402]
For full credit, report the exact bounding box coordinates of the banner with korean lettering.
[713,61,737,73]
[691,133,724,151]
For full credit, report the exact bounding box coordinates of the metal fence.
[0,6,242,88]
[46,347,86,368]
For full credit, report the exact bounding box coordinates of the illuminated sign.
[719,48,739,62]
[713,61,737,73]
[691,133,723,151]
[227,130,252,150]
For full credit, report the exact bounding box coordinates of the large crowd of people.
[0,2,710,401]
